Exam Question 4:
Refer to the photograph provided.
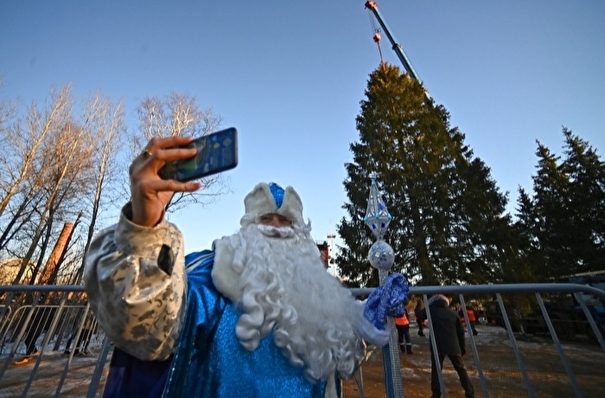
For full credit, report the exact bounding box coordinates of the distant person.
[317,241,329,269]
[414,299,425,337]
[14,301,54,364]
[423,294,475,398]
[394,306,413,354]
[64,308,97,357]
[459,305,479,336]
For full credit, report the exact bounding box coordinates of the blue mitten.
[363,273,410,330]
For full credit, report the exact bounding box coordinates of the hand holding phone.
[159,127,238,182]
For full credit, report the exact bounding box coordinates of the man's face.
[259,213,292,228]
[319,248,329,266]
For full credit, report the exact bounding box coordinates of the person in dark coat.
[414,300,425,337]
[423,294,475,398]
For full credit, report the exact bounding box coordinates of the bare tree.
[0,78,18,159]
[0,85,77,284]
[0,83,102,286]
[16,120,95,285]
[0,85,73,217]
[70,92,126,284]
[23,91,126,286]
[0,186,43,251]
[0,85,227,289]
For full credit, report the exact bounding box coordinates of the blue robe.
[103,250,327,398]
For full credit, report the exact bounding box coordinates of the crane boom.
[365,1,430,101]
[365,1,419,80]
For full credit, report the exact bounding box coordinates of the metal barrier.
[0,285,110,398]
[348,283,605,398]
[1,283,604,397]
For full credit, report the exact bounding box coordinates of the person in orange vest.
[458,305,479,336]
[395,306,413,354]
[466,307,479,336]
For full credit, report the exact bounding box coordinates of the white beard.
[230,219,365,382]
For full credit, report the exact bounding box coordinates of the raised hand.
[129,136,202,227]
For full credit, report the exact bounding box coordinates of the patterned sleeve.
[83,203,187,361]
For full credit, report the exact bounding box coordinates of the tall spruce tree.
[515,128,605,279]
[337,64,510,287]
[510,189,543,282]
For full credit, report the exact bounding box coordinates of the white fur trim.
[210,237,241,302]
[354,300,390,347]
[243,183,304,224]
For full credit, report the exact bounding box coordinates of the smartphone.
[159,127,238,182]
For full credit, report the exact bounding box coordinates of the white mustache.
[257,224,295,238]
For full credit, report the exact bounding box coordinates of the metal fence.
[0,285,110,398]
[1,283,604,398]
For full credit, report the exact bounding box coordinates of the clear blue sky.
[1,1,604,253]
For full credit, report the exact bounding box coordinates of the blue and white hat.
[243,182,304,225]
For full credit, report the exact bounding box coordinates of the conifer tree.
[516,128,605,279]
[336,64,510,287]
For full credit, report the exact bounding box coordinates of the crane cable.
[367,8,384,64]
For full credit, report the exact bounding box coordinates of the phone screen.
[159,127,238,182]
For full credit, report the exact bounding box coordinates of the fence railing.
[1,283,604,398]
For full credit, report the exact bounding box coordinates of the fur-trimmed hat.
[243,182,304,224]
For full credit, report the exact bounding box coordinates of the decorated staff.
[364,178,407,398]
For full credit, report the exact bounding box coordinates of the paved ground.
[0,352,108,397]
[1,325,603,397]
[342,325,605,398]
